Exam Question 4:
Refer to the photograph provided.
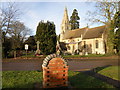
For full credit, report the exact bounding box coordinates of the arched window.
[96,40,99,48]
[67,46,70,50]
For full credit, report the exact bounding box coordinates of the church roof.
[63,27,87,39]
[83,25,106,39]
[63,25,106,39]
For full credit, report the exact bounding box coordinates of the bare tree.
[0,2,31,58]
[9,21,31,58]
[86,1,119,54]
[0,2,21,40]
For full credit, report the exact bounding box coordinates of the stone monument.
[35,41,41,55]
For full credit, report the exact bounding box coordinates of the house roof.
[63,25,106,40]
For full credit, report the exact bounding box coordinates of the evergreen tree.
[35,21,57,55]
[70,9,80,30]
[113,11,120,54]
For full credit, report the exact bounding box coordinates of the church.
[59,7,106,55]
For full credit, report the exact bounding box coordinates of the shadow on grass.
[78,65,120,88]
[68,70,114,88]
[93,65,112,73]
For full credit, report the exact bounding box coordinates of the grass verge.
[95,66,120,81]
[63,54,114,58]
[2,71,115,88]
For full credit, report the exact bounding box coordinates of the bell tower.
[60,7,71,41]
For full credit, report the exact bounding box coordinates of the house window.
[96,40,99,48]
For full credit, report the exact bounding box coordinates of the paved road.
[2,58,119,71]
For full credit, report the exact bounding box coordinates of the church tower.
[60,7,71,41]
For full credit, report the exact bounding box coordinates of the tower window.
[96,40,99,48]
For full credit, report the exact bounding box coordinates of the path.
[2,58,118,71]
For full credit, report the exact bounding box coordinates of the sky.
[1,1,105,36]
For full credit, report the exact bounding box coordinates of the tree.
[0,2,21,38]
[69,9,80,30]
[86,1,118,54]
[2,37,12,58]
[36,21,57,55]
[0,2,24,58]
[9,21,31,57]
[2,20,31,58]
[113,11,120,54]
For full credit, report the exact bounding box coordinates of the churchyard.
[1,1,120,89]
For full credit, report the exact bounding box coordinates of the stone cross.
[35,41,40,55]
[36,41,40,50]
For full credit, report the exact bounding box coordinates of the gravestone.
[42,54,68,88]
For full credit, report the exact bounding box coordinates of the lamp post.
[25,44,28,59]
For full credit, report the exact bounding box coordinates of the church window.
[73,45,75,51]
[67,46,70,50]
[96,40,99,48]
[83,41,86,48]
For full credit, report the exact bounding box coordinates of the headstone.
[42,54,68,88]
[85,52,88,55]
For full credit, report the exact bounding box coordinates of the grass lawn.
[2,71,115,88]
[63,54,113,58]
[68,71,114,88]
[2,71,43,88]
[95,66,120,81]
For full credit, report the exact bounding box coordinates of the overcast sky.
[1,1,105,36]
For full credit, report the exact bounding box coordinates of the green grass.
[2,71,43,88]
[2,71,115,88]
[68,71,114,88]
[63,54,112,58]
[96,66,120,81]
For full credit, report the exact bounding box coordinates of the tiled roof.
[63,25,106,39]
